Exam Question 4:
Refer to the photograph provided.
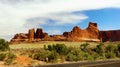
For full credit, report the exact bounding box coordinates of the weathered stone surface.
[10,33,28,43]
[100,30,120,42]
[63,22,100,41]
[28,29,35,42]
[86,22,99,39]
[35,28,45,38]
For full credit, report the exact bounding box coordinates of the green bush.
[0,52,16,64]
[80,43,89,52]
[85,54,94,61]
[105,52,116,59]
[116,52,120,57]
[117,44,120,52]
[0,39,10,51]
[106,44,116,53]
[66,48,82,61]
[94,43,105,56]
[47,45,53,51]
[66,53,76,61]
[48,51,58,62]
[47,44,68,55]
[33,43,120,62]
[33,50,51,61]
[33,50,58,62]
[54,44,68,55]
[5,52,16,64]
[0,53,6,61]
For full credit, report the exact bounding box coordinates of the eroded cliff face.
[100,30,120,42]
[10,33,29,43]
[10,22,120,43]
[63,22,100,41]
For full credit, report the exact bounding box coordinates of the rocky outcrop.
[100,30,120,42]
[63,22,100,41]
[28,29,35,42]
[10,33,29,43]
[10,22,120,43]
[35,28,45,39]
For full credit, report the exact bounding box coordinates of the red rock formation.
[10,33,28,43]
[86,22,99,39]
[35,28,45,39]
[63,22,100,42]
[28,29,35,42]
[10,22,120,43]
[100,30,120,42]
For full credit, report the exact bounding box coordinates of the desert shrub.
[47,44,68,55]
[117,44,120,52]
[0,39,10,51]
[47,45,53,51]
[0,53,6,61]
[105,52,116,59]
[106,44,116,53]
[82,53,90,60]
[43,45,47,50]
[33,50,51,61]
[0,52,16,64]
[54,44,68,55]
[66,48,82,61]
[66,53,76,61]
[116,52,120,57]
[33,50,58,62]
[80,43,89,52]
[58,55,65,62]
[47,51,58,62]
[94,43,105,56]
[115,44,120,57]
[5,52,16,64]
[106,44,118,58]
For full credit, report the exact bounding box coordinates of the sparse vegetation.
[0,39,10,51]
[29,42,120,63]
[5,52,16,64]
[2,40,120,66]
[0,39,16,65]
[0,52,16,64]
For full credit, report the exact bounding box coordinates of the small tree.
[0,39,10,51]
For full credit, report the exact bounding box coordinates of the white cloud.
[46,29,62,35]
[0,0,120,40]
[26,13,88,26]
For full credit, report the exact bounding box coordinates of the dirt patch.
[15,55,31,66]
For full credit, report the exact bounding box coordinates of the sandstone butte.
[10,22,120,43]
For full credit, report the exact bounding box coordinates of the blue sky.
[42,8,120,34]
[0,0,120,40]
[82,8,120,30]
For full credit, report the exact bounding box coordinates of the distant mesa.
[10,22,120,43]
